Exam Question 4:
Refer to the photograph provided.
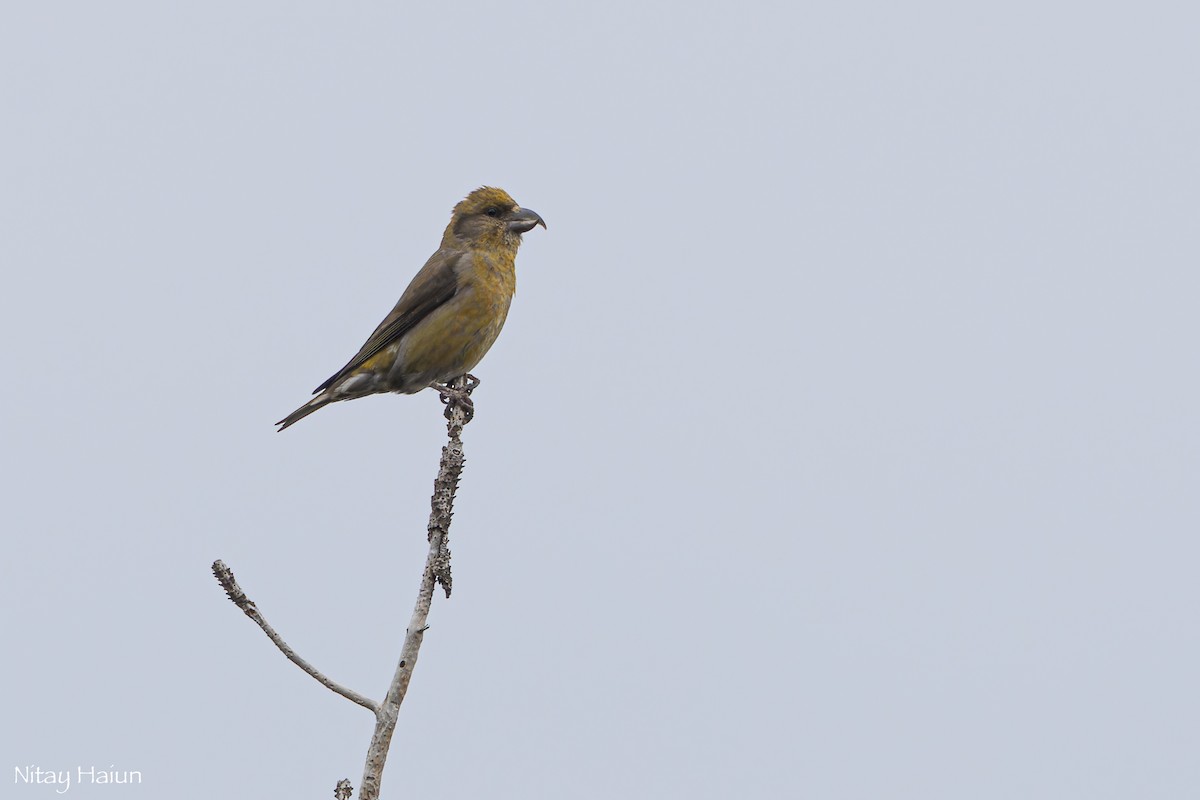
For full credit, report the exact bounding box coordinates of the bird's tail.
[276,394,334,431]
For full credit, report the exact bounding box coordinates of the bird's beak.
[507,207,546,234]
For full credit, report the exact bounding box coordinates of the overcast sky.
[3,2,1198,798]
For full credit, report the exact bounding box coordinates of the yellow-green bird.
[276,187,545,431]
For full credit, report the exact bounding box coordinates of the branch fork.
[213,376,477,799]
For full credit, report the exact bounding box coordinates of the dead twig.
[211,560,379,714]
[213,375,478,799]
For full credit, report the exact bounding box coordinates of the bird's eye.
[484,207,501,218]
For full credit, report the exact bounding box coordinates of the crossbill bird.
[276,187,545,431]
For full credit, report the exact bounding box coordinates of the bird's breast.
[391,250,516,387]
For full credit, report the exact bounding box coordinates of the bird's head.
[443,186,546,249]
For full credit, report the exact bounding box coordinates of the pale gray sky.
[3,1,1198,798]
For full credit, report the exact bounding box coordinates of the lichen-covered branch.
[211,560,379,713]
[213,377,477,798]
[356,376,474,800]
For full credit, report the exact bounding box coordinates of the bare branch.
[211,560,379,714]
[212,376,478,797]
[357,376,475,800]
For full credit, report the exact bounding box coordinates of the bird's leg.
[434,375,480,422]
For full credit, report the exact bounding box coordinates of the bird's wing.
[313,250,462,394]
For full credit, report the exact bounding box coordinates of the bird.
[276,186,545,431]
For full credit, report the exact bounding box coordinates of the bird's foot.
[435,375,480,422]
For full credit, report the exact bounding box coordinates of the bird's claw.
[435,375,480,422]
